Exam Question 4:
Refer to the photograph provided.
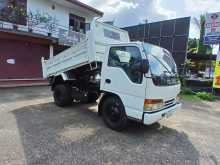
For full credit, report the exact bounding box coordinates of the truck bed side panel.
[43,40,89,77]
[42,19,130,78]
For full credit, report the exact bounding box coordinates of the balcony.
[0,18,86,46]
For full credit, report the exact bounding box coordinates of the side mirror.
[141,59,149,73]
[130,59,149,73]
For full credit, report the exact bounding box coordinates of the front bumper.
[143,102,181,125]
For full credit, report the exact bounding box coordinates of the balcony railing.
[0,19,86,46]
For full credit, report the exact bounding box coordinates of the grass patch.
[180,93,201,101]
[196,92,217,102]
[180,88,217,102]
[181,88,195,95]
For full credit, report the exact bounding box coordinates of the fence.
[0,19,86,46]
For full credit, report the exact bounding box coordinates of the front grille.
[165,99,175,107]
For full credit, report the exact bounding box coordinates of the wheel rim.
[55,90,62,102]
[106,103,122,122]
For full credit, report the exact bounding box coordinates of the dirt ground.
[0,86,220,165]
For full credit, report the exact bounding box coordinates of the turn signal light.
[144,99,164,112]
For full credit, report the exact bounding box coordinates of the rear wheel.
[101,96,128,131]
[53,84,73,107]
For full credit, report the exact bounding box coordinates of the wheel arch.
[50,75,64,90]
[98,92,124,116]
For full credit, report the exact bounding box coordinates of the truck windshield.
[143,43,179,86]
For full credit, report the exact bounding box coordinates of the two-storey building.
[0,0,103,86]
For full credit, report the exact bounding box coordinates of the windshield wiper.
[151,54,173,75]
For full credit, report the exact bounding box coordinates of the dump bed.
[42,19,130,78]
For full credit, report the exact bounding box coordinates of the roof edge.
[66,0,103,16]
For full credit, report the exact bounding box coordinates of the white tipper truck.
[42,19,181,131]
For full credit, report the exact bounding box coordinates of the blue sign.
[204,35,220,45]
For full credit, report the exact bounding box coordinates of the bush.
[180,89,217,102]
[179,76,186,87]
[181,88,195,95]
[196,92,216,101]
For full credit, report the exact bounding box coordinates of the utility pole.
[143,19,148,42]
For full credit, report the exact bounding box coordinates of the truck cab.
[99,42,181,130]
[42,19,181,131]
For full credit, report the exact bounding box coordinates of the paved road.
[0,86,220,165]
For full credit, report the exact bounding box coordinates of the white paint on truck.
[42,20,129,78]
[42,18,181,131]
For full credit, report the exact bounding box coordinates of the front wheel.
[53,84,73,107]
[101,96,128,131]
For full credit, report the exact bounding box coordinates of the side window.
[108,46,143,84]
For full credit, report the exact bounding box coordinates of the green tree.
[197,15,212,54]
[188,38,198,53]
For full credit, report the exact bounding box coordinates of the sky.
[79,0,220,39]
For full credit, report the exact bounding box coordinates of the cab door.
[100,45,146,120]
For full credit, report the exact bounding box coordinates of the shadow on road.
[12,102,200,165]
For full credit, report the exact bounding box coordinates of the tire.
[101,96,128,131]
[53,84,73,107]
[87,92,99,103]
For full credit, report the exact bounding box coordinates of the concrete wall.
[28,0,69,29]
[28,0,94,27]
[0,0,95,37]
[27,0,94,36]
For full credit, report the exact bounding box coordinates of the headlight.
[144,99,164,112]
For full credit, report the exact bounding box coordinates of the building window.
[69,13,86,34]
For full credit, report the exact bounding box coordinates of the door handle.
[105,79,111,84]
